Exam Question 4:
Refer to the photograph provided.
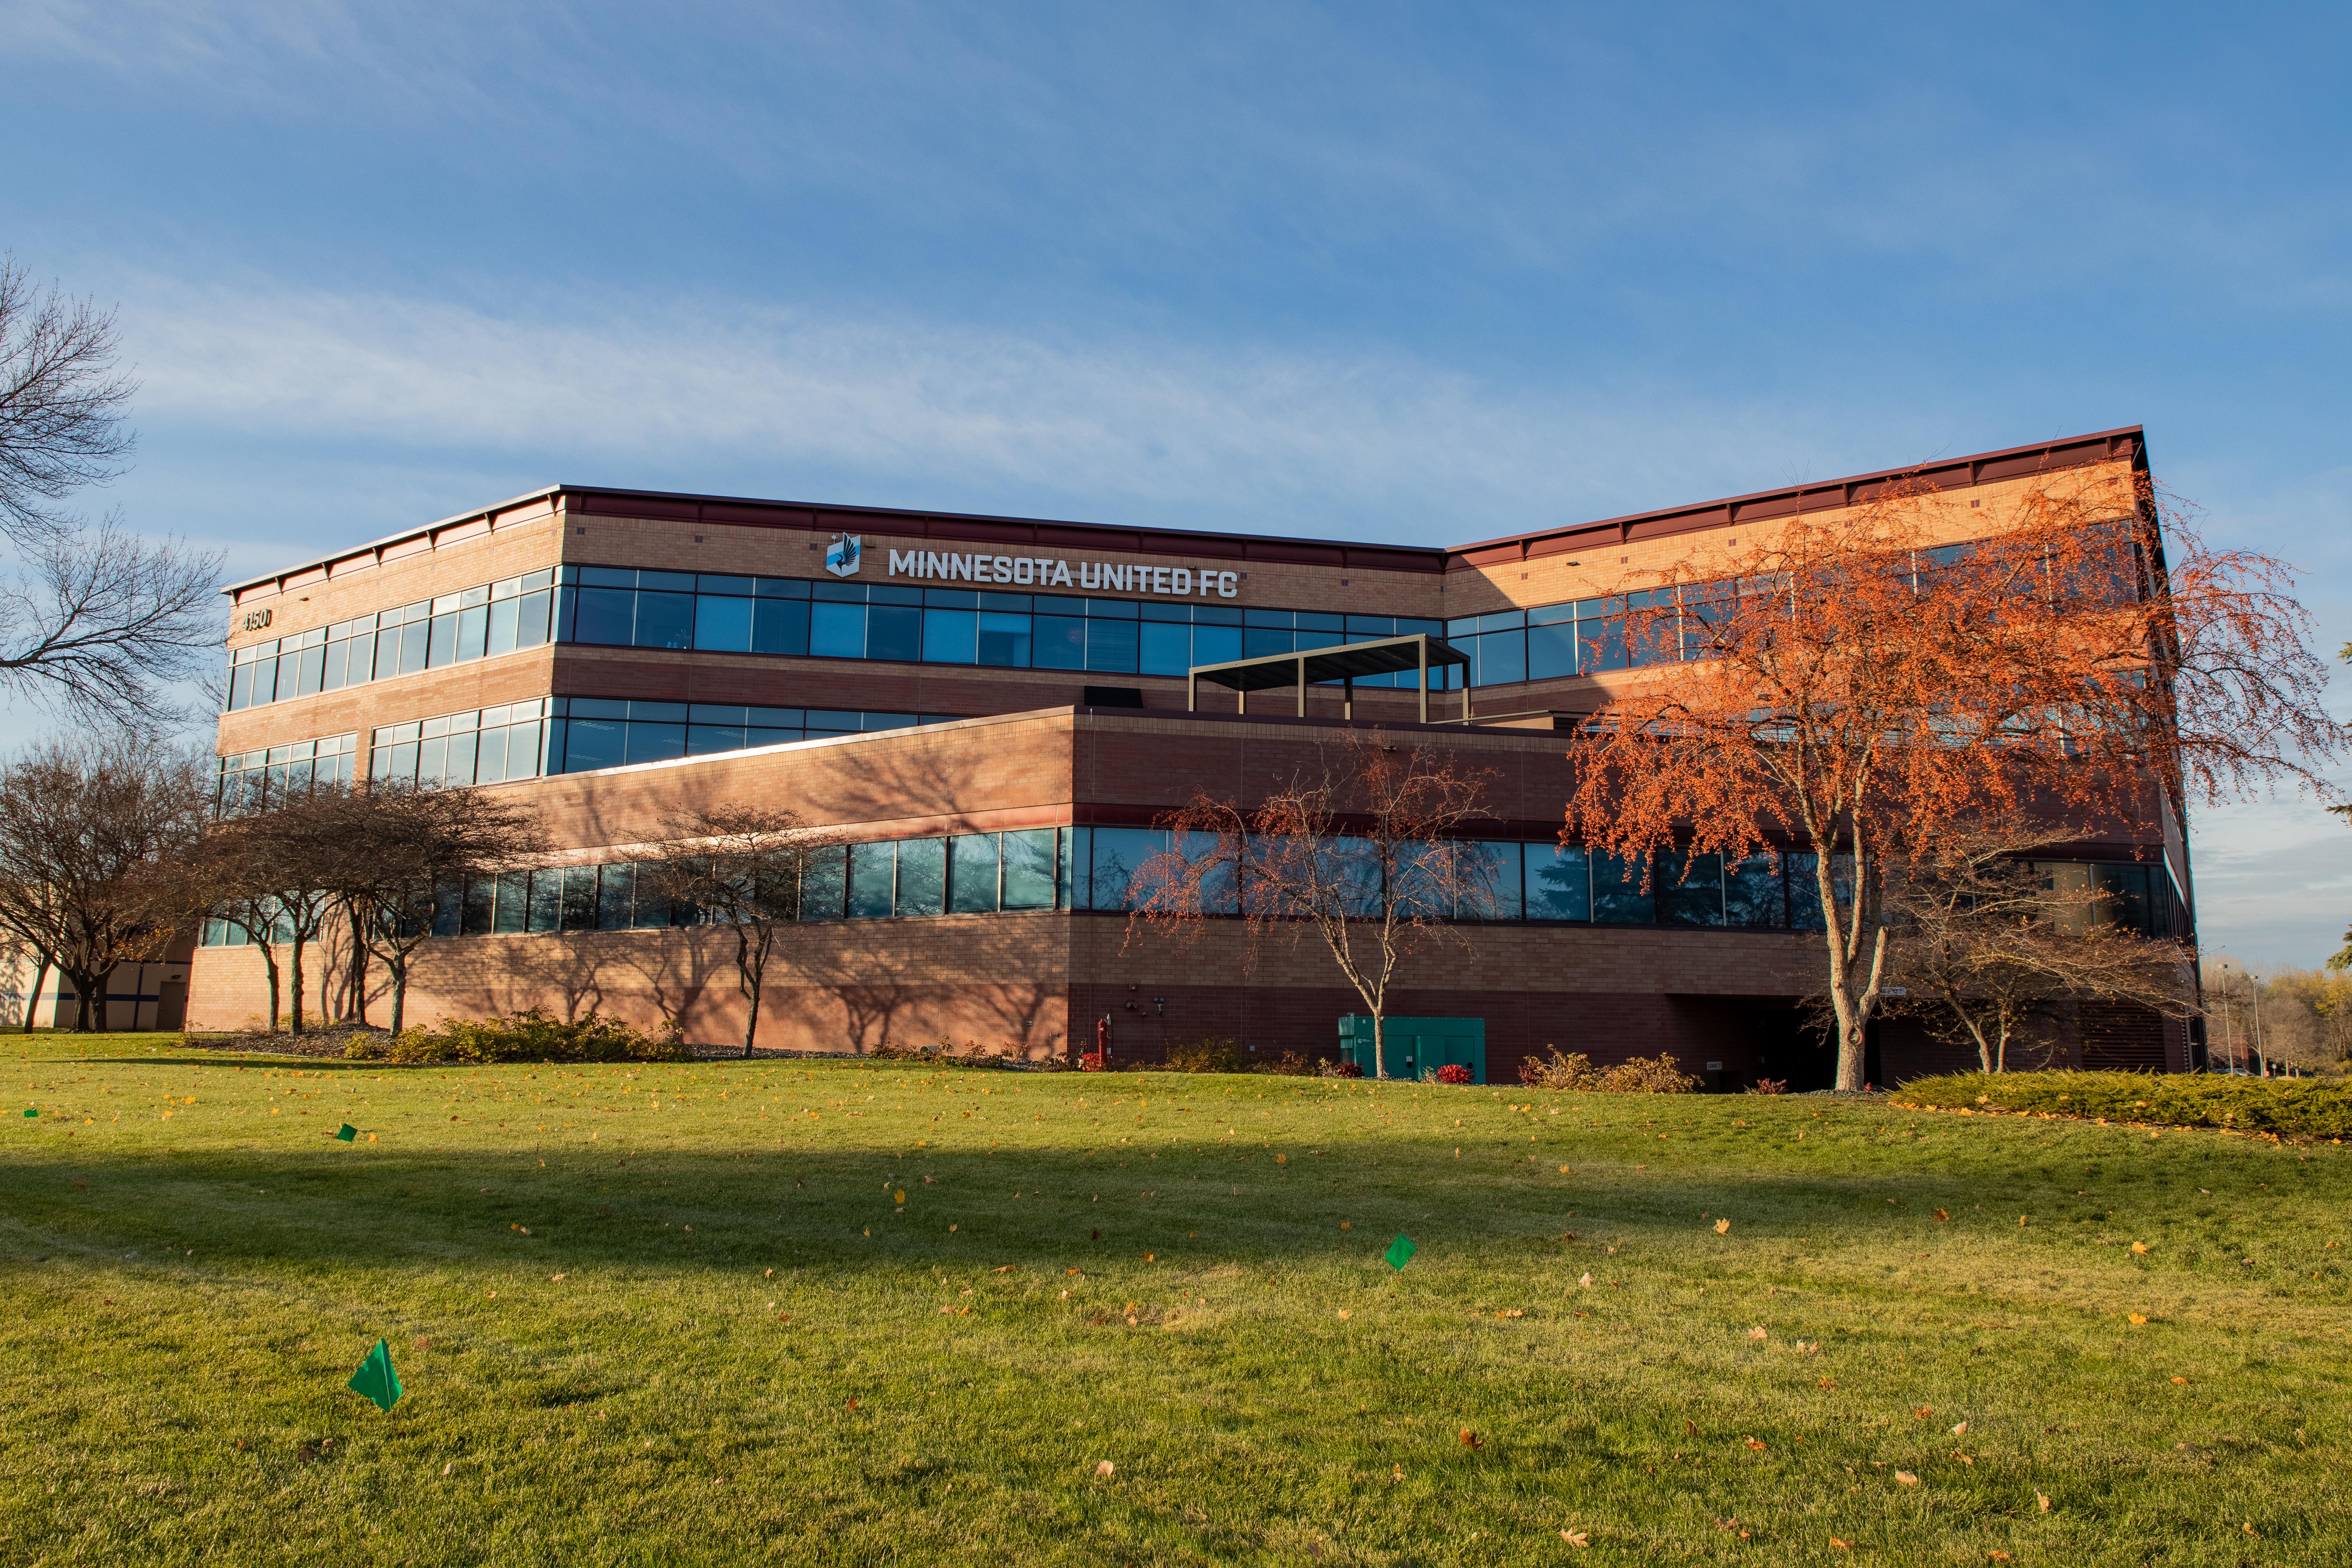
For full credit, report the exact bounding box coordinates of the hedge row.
[1896,1070,2352,1139]
[343,1008,692,1064]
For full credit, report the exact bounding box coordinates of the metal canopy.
[1187,632,1472,723]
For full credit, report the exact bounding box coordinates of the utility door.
[1338,1016,1487,1083]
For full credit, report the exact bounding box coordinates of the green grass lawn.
[4,1034,2347,1566]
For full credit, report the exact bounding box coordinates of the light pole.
[2249,969,2269,1077]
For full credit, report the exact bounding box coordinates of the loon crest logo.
[824,534,862,577]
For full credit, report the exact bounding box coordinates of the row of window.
[225,569,558,712]
[216,734,359,815]
[553,566,1449,688]
[194,821,2179,942]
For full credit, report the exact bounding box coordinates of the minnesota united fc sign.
[824,534,863,577]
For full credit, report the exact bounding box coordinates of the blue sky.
[3,1,2347,965]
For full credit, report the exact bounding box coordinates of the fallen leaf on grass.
[1579,1272,1592,1288]
[1831,1539,1852,1550]
[1744,1437,1766,1451]
[1497,1309,1524,1319]
[2037,1492,2051,1513]
[1895,1471,1919,1485]
[1935,1208,1950,1221]
[995,1264,1014,1273]
[2127,1313,2148,1326]
[1951,1421,1969,1435]
[2132,1241,2150,1255]
[1096,1461,1115,1477]
[1747,1325,1767,1341]
[1914,1407,1933,1418]
[1714,1219,1731,1234]
[1990,1552,2012,1561]
[1459,1429,1483,1449]
[1337,1309,1352,1320]
[2171,1377,2188,1385]
[1560,1529,1589,1547]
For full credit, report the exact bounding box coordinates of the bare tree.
[0,736,209,1030]
[191,784,351,1035]
[1127,730,1497,1080]
[643,805,829,1057]
[1885,821,2196,1073]
[0,257,222,726]
[325,782,547,1036]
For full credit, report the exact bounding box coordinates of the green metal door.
[1337,1016,1487,1083]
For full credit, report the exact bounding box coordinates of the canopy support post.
[1417,637,1429,724]
[1296,654,1308,717]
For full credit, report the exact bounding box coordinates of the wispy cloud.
[120,276,1883,540]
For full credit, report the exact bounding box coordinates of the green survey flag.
[348,1340,403,1412]
[335,1124,358,1142]
[22,1108,35,1118]
[1384,1234,1417,1271]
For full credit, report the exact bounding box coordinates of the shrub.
[1747,1077,1790,1096]
[1251,1049,1329,1077]
[1078,1051,1107,1073]
[346,1008,690,1064]
[1518,1047,1701,1093]
[1897,1070,2352,1139]
[1318,1058,1364,1079]
[1164,1036,1243,1073]
[1433,1063,1474,1085]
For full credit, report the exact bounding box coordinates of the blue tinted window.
[1592,850,1652,923]
[848,843,895,918]
[1190,624,1242,665]
[1657,850,1723,927]
[751,599,810,655]
[1139,620,1191,676]
[1528,620,1578,680]
[573,587,635,645]
[977,611,1031,667]
[1245,627,1292,658]
[1475,631,1525,686]
[1725,852,1785,928]
[634,591,695,650]
[923,607,977,665]
[562,719,623,773]
[694,595,753,652]
[895,839,946,916]
[580,567,637,588]
[1086,617,1139,673]
[949,835,999,913]
[800,846,846,920]
[1034,616,1086,669]
[1089,827,1166,911]
[867,605,922,662]
[1003,828,1057,910]
[1526,845,1589,920]
[622,722,685,766]
[809,601,865,658]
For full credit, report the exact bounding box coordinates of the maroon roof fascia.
[1443,426,2148,572]
[220,426,2149,597]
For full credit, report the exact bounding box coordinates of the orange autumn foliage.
[1562,465,2343,1090]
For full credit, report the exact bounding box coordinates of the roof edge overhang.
[219,424,2148,600]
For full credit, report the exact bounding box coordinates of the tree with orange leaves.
[1563,467,2342,1090]
[1125,730,1498,1080]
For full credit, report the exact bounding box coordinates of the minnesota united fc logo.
[824,534,862,578]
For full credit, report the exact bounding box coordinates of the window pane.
[560,865,599,931]
[633,591,695,650]
[867,605,922,662]
[432,882,463,939]
[848,843,895,918]
[426,613,458,669]
[493,871,531,934]
[1725,853,1786,928]
[948,834,999,913]
[1657,850,1724,927]
[809,601,865,658]
[622,722,685,766]
[392,621,426,676]
[687,723,747,756]
[752,598,811,655]
[572,587,635,645]
[1458,842,1523,920]
[1089,827,1165,911]
[923,607,977,665]
[562,718,626,774]
[1785,853,1852,932]
[292,645,326,697]
[1592,850,1652,923]
[456,605,489,663]
[1058,825,1075,909]
[507,720,542,779]
[515,589,552,648]
[1527,621,1577,680]
[1582,616,1626,672]
[597,864,635,930]
[976,611,1031,667]
[486,597,519,657]
[1526,845,1590,920]
[1003,828,1057,910]
[694,595,754,652]
[474,726,510,786]
[1086,617,1139,673]
[1138,621,1191,676]
[1190,625,1242,666]
[1244,627,1292,658]
[1033,615,1086,669]
[800,845,846,920]
[526,870,562,933]
[895,839,946,916]
[440,730,478,787]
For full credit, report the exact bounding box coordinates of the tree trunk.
[66,969,96,1031]
[346,905,371,1024]
[386,954,407,1037]
[21,954,48,1032]
[1371,1010,1387,1080]
[287,932,306,1037]
[742,982,760,1058]
[255,939,282,1034]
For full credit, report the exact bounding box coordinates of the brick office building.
[191,426,2195,1084]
